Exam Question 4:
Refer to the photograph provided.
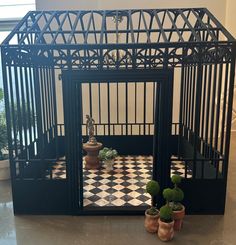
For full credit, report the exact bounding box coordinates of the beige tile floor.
[0,132,236,245]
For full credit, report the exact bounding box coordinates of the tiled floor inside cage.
[50,156,192,207]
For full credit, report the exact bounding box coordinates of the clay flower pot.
[144,209,160,233]
[158,219,174,242]
[173,205,185,231]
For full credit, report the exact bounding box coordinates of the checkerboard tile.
[49,155,192,207]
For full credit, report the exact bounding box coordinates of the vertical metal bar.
[205,65,212,148]
[89,83,92,116]
[29,67,36,142]
[178,62,185,156]
[107,82,110,135]
[187,65,192,132]
[51,68,59,158]
[34,67,44,178]
[24,67,33,146]
[183,66,188,135]
[220,63,229,154]
[214,63,223,152]
[14,66,24,155]
[98,82,101,124]
[200,65,207,143]
[209,63,218,157]
[116,82,119,124]
[191,65,196,131]
[143,82,146,135]
[193,56,203,179]
[19,66,28,159]
[222,51,236,179]
[125,82,128,135]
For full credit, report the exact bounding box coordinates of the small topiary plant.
[159,188,174,223]
[170,175,184,211]
[146,180,160,215]
[159,205,173,223]
[163,188,174,205]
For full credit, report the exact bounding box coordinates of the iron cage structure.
[1,8,236,215]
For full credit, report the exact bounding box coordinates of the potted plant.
[170,175,185,231]
[99,147,118,171]
[158,188,174,242]
[0,88,10,180]
[144,180,160,233]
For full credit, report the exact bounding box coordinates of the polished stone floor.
[51,155,191,207]
[0,133,236,245]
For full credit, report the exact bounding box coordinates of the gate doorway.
[62,69,174,214]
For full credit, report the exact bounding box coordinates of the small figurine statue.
[86,115,97,145]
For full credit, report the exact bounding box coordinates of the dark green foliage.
[0,113,8,160]
[146,207,159,216]
[0,89,8,160]
[146,180,160,197]
[171,175,182,185]
[170,202,183,211]
[172,187,184,203]
[171,175,184,207]
[163,188,174,202]
[160,205,173,222]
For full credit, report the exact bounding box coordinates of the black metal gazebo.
[1,8,236,215]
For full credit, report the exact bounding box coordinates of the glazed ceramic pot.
[0,159,10,180]
[104,159,114,171]
[158,219,174,242]
[144,209,160,233]
[173,205,185,231]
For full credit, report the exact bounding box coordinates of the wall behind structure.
[226,0,236,131]
[36,0,227,130]
[36,0,226,23]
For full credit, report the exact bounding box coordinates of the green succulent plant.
[99,147,118,161]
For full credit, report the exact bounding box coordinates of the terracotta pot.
[144,209,159,233]
[158,219,174,242]
[173,205,185,231]
[0,159,10,180]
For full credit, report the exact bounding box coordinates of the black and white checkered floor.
[50,155,192,207]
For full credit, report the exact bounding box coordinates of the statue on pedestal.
[86,114,97,145]
[83,115,102,169]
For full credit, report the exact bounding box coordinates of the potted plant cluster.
[99,147,118,171]
[0,88,10,180]
[158,188,175,242]
[144,175,185,242]
[170,175,185,231]
[145,180,160,233]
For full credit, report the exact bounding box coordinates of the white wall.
[36,0,226,23]
[226,0,236,131]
